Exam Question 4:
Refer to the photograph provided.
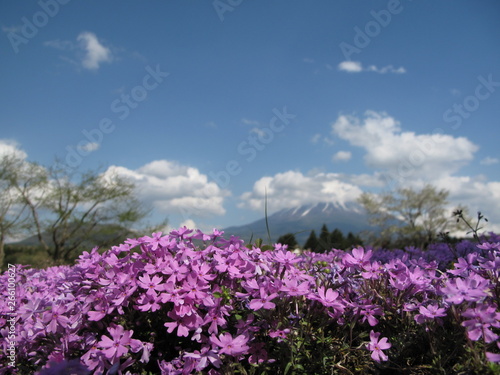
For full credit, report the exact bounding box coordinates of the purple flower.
[249,289,278,310]
[486,342,500,363]
[414,304,447,324]
[269,329,290,342]
[210,332,250,356]
[97,325,142,361]
[138,273,165,295]
[442,275,489,304]
[38,359,90,375]
[343,247,373,268]
[461,304,500,343]
[366,330,391,362]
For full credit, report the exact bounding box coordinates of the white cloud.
[480,157,499,166]
[331,111,479,181]
[241,118,260,126]
[77,142,100,153]
[77,31,113,70]
[433,176,500,234]
[239,170,363,213]
[332,151,352,162]
[338,61,405,74]
[45,32,113,71]
[105,160,230,219]
[0,139,27,159]
[179,219,197,229]
[338,61,363,73]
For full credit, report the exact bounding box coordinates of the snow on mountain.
[223,202,373,246]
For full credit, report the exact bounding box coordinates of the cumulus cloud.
[77,31,113,70]
[338,61,405,74]
[331,111,479,181]
[105,160,230,219]
[0,139,27,159]
[433,176,500,233]
[332,151,352,162]
[238,170,363,213]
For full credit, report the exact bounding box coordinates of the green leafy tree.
[276,233,298,250]
[303,230,319,251]
[1,156,157,264]
[0,154,46,269]
[358,184,464,248]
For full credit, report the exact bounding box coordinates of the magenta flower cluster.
[1,228,500,374]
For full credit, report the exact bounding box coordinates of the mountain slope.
[223,202,373,246]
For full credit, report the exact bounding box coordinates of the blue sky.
[2,0,500,234]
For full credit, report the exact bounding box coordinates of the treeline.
[277,224,363,252]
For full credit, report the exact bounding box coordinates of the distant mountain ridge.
[223,202,373,246]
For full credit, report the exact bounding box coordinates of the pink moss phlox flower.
[461,304,500,343]
[210,332,250,356]
[442,274,490,304]
[356,303,384,326]
[414,304,447,324]
[249,289,278,310]
[448,254,478,276]
[97,324,142,361]
[280,277,311,297]
[38,359,90,375]
[486,342,500,363]
[269,328,290,342]
[366,330,391,362]
[271,248,300,269]
[43,302,71,334]
[164,310,203,337]
[184,347,222,371]
[342,247,373,268]
[137,273,165,295]
[314,286,345,314]
[361,261,383,279]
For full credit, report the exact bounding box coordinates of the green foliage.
[303,226,363,252]
[303,230,319,251]
[358,184,465,248]
[0,155,162,267]
[276,233,298,249]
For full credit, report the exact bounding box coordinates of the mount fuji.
[223,202,373,246]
